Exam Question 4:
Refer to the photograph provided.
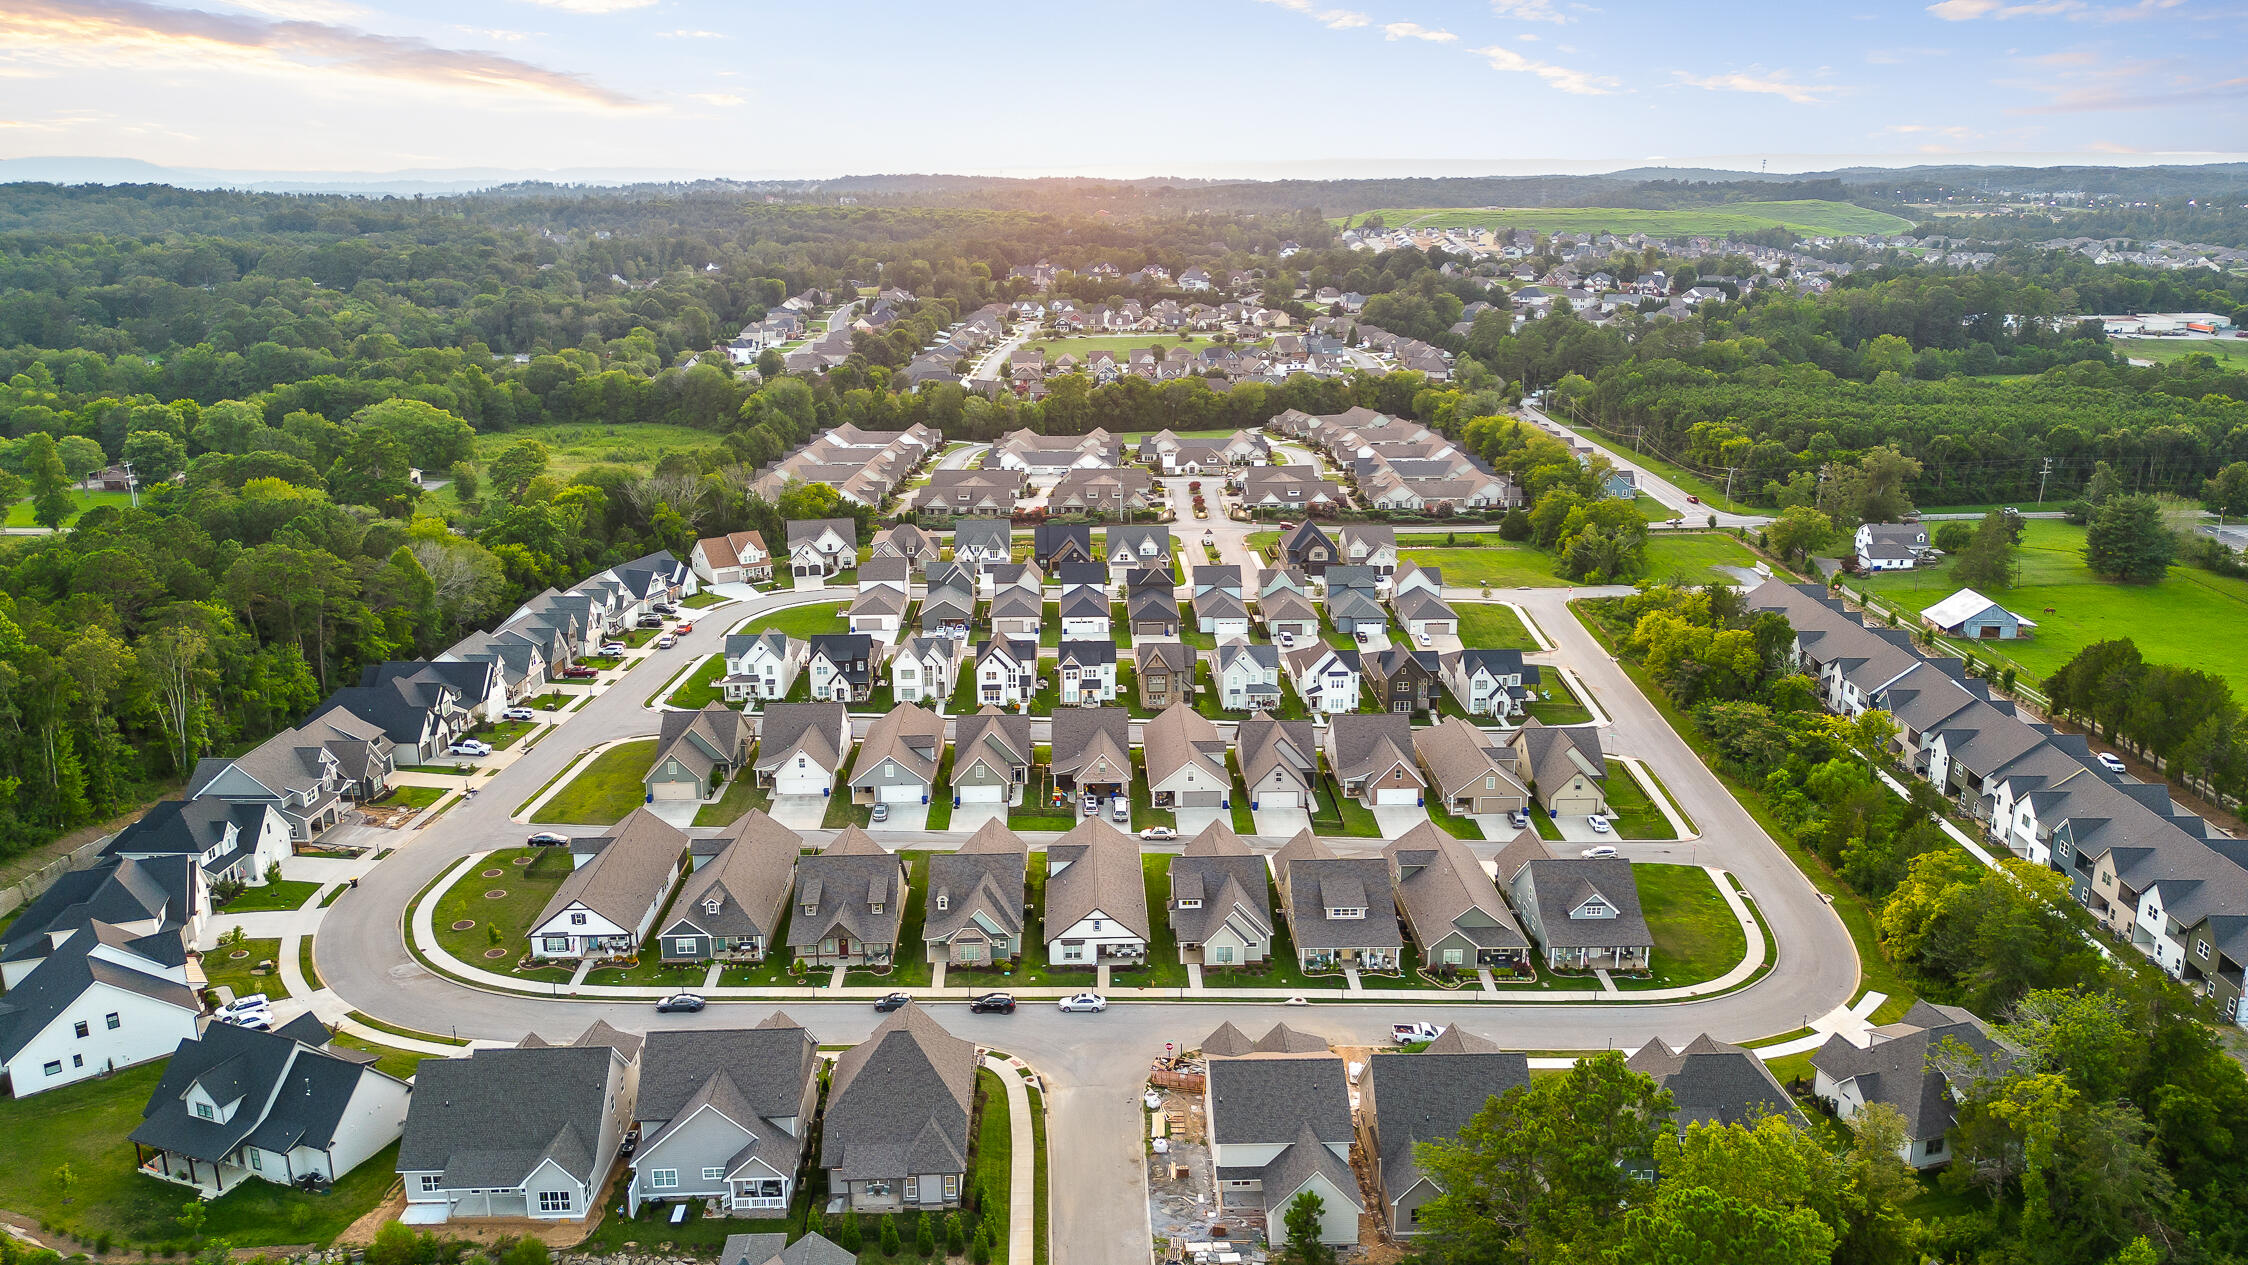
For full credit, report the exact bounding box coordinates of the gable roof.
[1367,1045,1528,1202]
[637,1020,817,1132]
[1207,1049,1351,1145]
[924,820,1028,946]
[668,811,800,941]
[1046,819,1150,939]
[400,1025,630,1188]
[1626,1034,1806,1130]
[1515,857,1649,948]
[754,703,851,776]
[851,704,945,788]
[1415,717,1528,803]
[822,1002,976,1180]
[1142,703,1228,790]
[1385,823,1526,953]
[535,808,687,931]
[786,828,905,949]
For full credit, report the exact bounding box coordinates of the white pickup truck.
[1390,1021,1444,1045]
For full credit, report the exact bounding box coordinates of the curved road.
[316,582,1858,1265]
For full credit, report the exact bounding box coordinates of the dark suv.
[968,993,1016,1015]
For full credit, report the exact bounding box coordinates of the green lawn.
[1424,796,1486,840]
[1525,671,1593,726]
[471,422,725,480]
[531,738,658,824]
[1310,759,1383,838]
[1642,532,1763,585]
[1626,863,1747,990]
[2113,336,2248,366]
[429,846,573,979]
[1563,427,1755,515]
[1453,602,1540,650]
[217,879,322,913]
[695,771,773,826]
[1030,335,1222,365]
[729,600,849,643]
[948,853,1061,988]
[1107,855,1188,988]
[324,1034,429,1081]
[1858,518,2248,696]
[375,784,446,812]
[1602,762,1680,840]
[665,654,729,709]
[682,589,732,609]
[200,936,285,1000]
[5,487,134,528]
[1348,200,1914,237]
[468,717,537,750]
[1399,542,1570,587]
[0,1059,403,1248]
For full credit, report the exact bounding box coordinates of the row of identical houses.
[0,551,698,1096]
[740,423,941,510]
[1267,407,1521,514]
[1746,579,2248,1025]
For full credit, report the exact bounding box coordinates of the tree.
[2204,461,2248,517]
[489,438,552,503]
[1952,509,2020,591]
[122,429,189,484]
[56,435,105,482]
[139,625,215,773]
[878,1214,902,1257]
[501,1238,550,1265]
[839,1211,863,1252]
[1604,1185,1835,1265]
[1766,506,1833,563]
[1279,1190,1335,1265]
[2084,494,2174,582]
[177,1197,208,1241]
[22,432,73,529]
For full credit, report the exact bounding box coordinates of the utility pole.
[121,460,138,509]
[1723,466,1737,509]
[2036,456,2053,506]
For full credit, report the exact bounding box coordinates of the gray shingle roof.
[1811,1001,2009,1139]
[535,808,687,932]
[132,1019,398,1163]
[1385,823,1525,953]
[1627,1034,1806,1130]
[822,1002,975,1181]
[398,1038,624,1188]
[1045,819,1150,939]
[1207,1052,1351,1145]
[787,828,906,950]
[1515,858,1650,950]
[1367,1046,1528,1203]
[637,1021,816,1133]
[665,811,800,942]
[924,820,1028,946]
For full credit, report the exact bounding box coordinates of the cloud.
[1382,20,1456,40]
[2014,73,2248,111]
[1885,122,1977,137]
[1928,0,2180,18]
[511,0,658,11]
[1490,0,1569,22]
[0,0,642,109]
[2026,48,2097,64]
[452,25,531,41]
[1253,0,1369,29]
[213,0,365,19]
[657,28,726,38]
[688,92,743,105]
[1673,68,1837,104]
[1864,45,1948,62]
[1467,43,1616,94]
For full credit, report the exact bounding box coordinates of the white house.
[974,638,1039,710]
[786,519,858,581]
[1855,522,1931,572]
[890,635,963,705]
[526,810,687,962]
[721,632,807,704]
[1044,820,1150,968]
[1214,640,1283,712]
[754,704,853,798]
[0,922,202,1095]
[1056,642,1119,706]
[1202,1026,1364,1245]
[1441,649,1538,721]
[1057,587,1112,642]
[1284,645,1362,714]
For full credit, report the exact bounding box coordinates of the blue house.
[1920,589,2036,641]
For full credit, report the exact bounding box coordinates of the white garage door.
[1375,788,1418,806]
[1258,790,1300,808]
[776,771,828,797]
[879,782,923,803]
[957,783,1005,804]
[648,780,696,802]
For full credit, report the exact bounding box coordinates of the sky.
[1,0,2245,180]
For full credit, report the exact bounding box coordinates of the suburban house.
[527,809,688,963]
[721,631,807,704]
[0,855,203,1094]
[1386,823,1528,972]
[690,530,773,586]
[1921,588,2036,641]
[848,703,945,808]
[1044,819,1150,968]
[1415,718,1531,817]
[1237,715,1318,811]
[1202,1024,1363,1245]
[1282,644,1361,715]
[1854,522,1933,572]
[1127,582,1182,639]
[1627,1034,1807,1132]
[1056,641,1120,706]
[915,471,1023,519]
[1049,708,1133,808]
[1258,587,1321,643]
[948,519,1014,571]
[397,1022,641,1222]
[973,637,1039,710]
[1033,524,1096,567]
[1278,521,1337,575]
[786,519,859,580]
[922,819,1028,967]
[803,634,878,705]
[870,524,937,572]
[1106,525,1172,576]
[1441,649,1541,721]
[890,634,964,706]
[846,585,910,637]
[131,1014,411,1197]
[1142,703,1231,811]
[103,797,291,892]
[1135,642,1196,711]
[1273,830,1402,971]
[1392,587,1459,639]
[786,827,908,968]
[321,664,477,753]
[1194,588,1252,640]
[720,1232,855,1265]
[1167,822,1273,969]
[657,810,799,964]
[645,704,750,804]
[1057,586,1111,641]
[821,1002,977,1212]
[950,708,1033,807]
[1335,524,1399,573]
[1327,714,1425,808]
[1509,720,1611,818]
[626,1017,819,1215]
[1363,647,1440,715]
[753,702,852,798]
[1323,568,1389,637]
[1363,1028,1529,1234]
[188,726,350,842]
[987,584,1043,640]
[918,565,977,637]
[1811,1001,2011,1168]
[1214,640,1283,712]
[1493,832,1650,972]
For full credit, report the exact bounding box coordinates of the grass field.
[531,738,658,824]
[1563,427,1756,514]
[1399,541,1570,587]
[201,936,284,1000]
[471,422,723,479]
[431,846,572,975]
[5,487,133,528]
[1643,532,1763,585]
[1629,863,1746,990]
[665,654,728,709]
[728,600,848,642]
[1858,518,2248,696]
[1350,200,1914,237]
[217,879,322,913]
[2113,337,2248,365]
[1453,602,1540,650]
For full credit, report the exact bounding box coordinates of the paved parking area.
[1549,812,1617,844]
[1251,806,1312,837]
[871,802,930,832]
[1371,804,1430,836]
[1172,806,1226,838]
[949,802,1008,834]
[770,795,828,829]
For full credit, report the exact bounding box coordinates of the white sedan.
[1057,992,1108,1013]
[1138,826,1178,841]
[1587,814,1612,834]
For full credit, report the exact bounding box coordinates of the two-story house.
[690,530,772,586]
[1273,830,1402,971]
[1049,708,1133,807]
[890,635,964,707]
[1811,1001,2011,1168]
[821,1002,976,1212]
[1282,644,1361,714]
[1386,823,1527,972]
[807,634,879,704]
[722,631,807,704]
[1167,822,1274,969]
[1363,647,1440,715]
[1214,640,1282,712]
[950,708,1033,807]
[1135,642,1196,711]
[1493,832,1649,972]
[1440,649,1541,721]
[657,810,799,964]
[627,1019,819,1214]
[787,828,907,967]
[1056,641,1120,706]
[1362,1028,1528,1235]
[787,519,859,580]
[922,819,1029,967]
[973,637,1039,710]
[1202,1025,1363,1245]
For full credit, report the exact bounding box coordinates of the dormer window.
[935,894,948,911]
[1326,906,1366,920]
[195,1102,215,1120]
[871,901,884,915]
[703,899,722,916]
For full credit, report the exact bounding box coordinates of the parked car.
[502,706,537,722]
[1139,826,1177,841]
[655,633,677,649]
[1581,845,1619,860]
[968,993,1016,1015]
[1390,1021,1443,1045]
[655,993,705,1014]
[653,603,678,615]
[448,739,493,757]
[1277,632,1296,650]
[217,995,274,1030]
[637,615,665,629]
[1415,632,1433,649]
[1057,993,1108,1013]
[1110,797,1129,823]
[871,802,890,823]
[527,831,570,847]
[1354,629,1371,645]
[873,991,913,1013]
[1508,809,1530,829]
[600,641,629,656]
[2097,752,2128,775]
[559,664,599,679]
[1586,815,1612,835]
[1082,794,1100,817]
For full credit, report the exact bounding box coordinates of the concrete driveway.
[1549,812,1617,844]
[1371,805,1429,836]
[1173,807,1227,838]
[1252,806,1312,837]
[647,800,701,828]
[770,795,829,829]
[870,803,930,833]
[949,803,1008,835]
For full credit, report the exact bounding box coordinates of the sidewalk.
[984,1055,1035,1265]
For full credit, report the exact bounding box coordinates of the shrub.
[945,1213,965,1255]
[878,1217,901,1258]
[971,1228,993,1265]
[839,1213,863,1253]
[915,1215,936,1258]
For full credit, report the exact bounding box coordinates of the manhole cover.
[482,868,504,878]
[483,889,507,900]
[512,856,534,866]
[484,948,510,960]
[451,920,476,931]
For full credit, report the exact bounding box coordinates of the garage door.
[1375,788,1419,806]
[649,780,697,802]
[776,772,828,797]
[879,782,923,803]
[1257,790,1300,808]
[957,783,1005,803]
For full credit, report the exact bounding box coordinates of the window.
[569,913,587,926]
[648,1170,678,1189]
[73,1020,88,1038]
[1924,1137,1945,1157]
[674,938,698,955]
[1214,945,1234,964]
[43,1061,60,1076]
[1485,775,1496,791]
[72,1054,83,1069]
[249,1151,262,1171]
[196,1102,216,1120]
[935,894,948,911]
[702,1167,725,1182]
[943,1175,959,1201]
[420,1175,443,1193]
[105,1012,120,1030]
[538,1190,574,1213]
[1442,949,1463,966]
[544,936,571,953]
[2199,940,2212,961]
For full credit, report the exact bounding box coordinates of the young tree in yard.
[1279,1190,1335,1265]
[22,431,73,529]
[2084,494,2174,582]
[1766,505,1833,563]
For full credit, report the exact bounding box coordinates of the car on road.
[874,991,913,1013]
[1391,1021,1443,1044]
[559,664,599,679]
[655,993,705,1013]
[217,995,274,1030]
[968,993,1016,1014]
[1587,815,1612,834]
[527,831,570,847]
[1139,826,1177,841]
[502,706,537,722]
[870,802,890,823]
[447,739,493,757]
[1057,993,1108,1013]
[655,633,677,649]
[2097,752,2128,775]
[1581,845,1619,859]
[675,621,693,634]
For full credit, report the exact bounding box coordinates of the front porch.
[531,932,638,962]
